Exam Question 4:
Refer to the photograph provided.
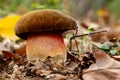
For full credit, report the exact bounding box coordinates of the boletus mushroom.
[15,9,77,61]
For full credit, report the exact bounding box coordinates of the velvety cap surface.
[15,9,77,39]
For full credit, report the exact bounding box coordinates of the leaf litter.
[0,29,120,80]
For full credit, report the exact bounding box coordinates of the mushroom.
[14,9,77,61]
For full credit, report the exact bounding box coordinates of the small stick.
[71,30,107,39]
[40,59,77,75]
[69,30,107,51]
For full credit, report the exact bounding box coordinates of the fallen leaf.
[0,15,21,40]
[83,49,120,80]
[15,45,26,56]
[97,8,109,18]
[87,49,120,70]
[112,56,120,61]
[83,68,120,80]
[2,50,16,59]
[66,51,80,63]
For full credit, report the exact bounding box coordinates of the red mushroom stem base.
[26,32,66,61]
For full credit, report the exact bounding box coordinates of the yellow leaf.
[0,15,21,40]
[96,8,109,17]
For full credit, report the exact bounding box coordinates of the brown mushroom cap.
[15,9,77,39]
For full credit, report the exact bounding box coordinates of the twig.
[69,30,107,51]
[71,30,107,39]
[53,62,77,74]
[40,59,77,74]
[73,34,80,54]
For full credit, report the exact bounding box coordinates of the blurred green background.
[0,0,63,17]
[0,0,120,40]
[0,0,120,20]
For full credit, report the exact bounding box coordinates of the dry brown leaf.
[2,50,16,59]
[87,49,120,70]
[15,45,26,56]
[82,49,120,80]
[83,68,120,80]
[112,56,120,61]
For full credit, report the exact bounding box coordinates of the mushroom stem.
[26,32,66,61]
